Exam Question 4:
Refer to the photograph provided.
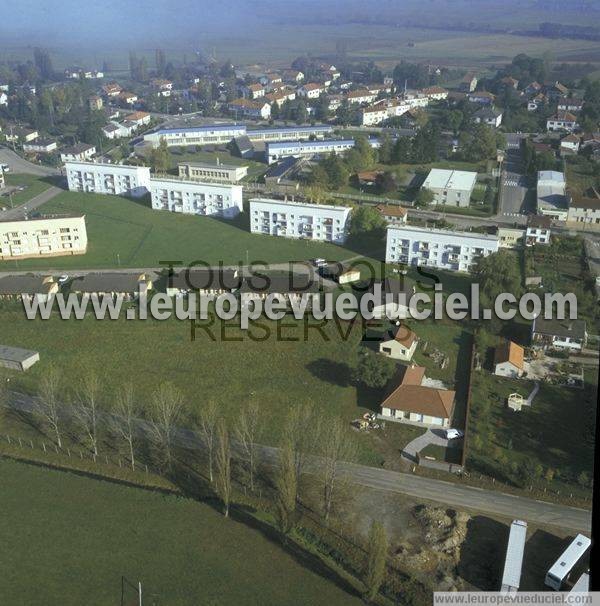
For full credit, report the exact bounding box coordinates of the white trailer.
[500,520,528,593]
[545,534,591,590]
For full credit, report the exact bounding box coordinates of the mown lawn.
[0,310,388,465]
[0,190,361,271]
[0,174,54,209]
[0,458,364,606]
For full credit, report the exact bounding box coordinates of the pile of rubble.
[393,505,470,591]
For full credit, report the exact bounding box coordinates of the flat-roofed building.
[70,272,152,300]
[65,161,151,197]
[250,198,352,243]
[143,124,246,148]
[0,214,87,259]
[246,125,333,142]
[421,168,478,208]
[177,161,248,183]
[149,177,243,218]
[386,224,499,273]
[0,344,40,371]
[536,170,568,220]
[265,139,357,164]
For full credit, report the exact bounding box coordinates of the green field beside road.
[0,458,363,606]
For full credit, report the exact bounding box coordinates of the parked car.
[445,428,464,440]
[57,274,70,284]
[310,258,326,267]
[1,163,10,172]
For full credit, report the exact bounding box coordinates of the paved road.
[0,185,63,221]
[0,147,60,176]
[2,391,591,533]
[497,148,530,221]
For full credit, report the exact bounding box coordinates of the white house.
[560,134,580,155]
[526,215,552,246]
[249,198,352,244]
[241,83,265,99]
[421,86,449,101]
[567,191,600,225]
[228,98,271,120]
[494,340,525,378]
[22,139,58,154]
[346,89,378,105]
[380,365,455,428]
[65,161,151,197]
[386,224,499,273]
[297,83,324,99]
[474,107,503,128]
[60,143,96,163]
[379,324,418,361]
[0,91,7,106]
[422,168,477,208]
[547,112,578,133]
[531,317,587,352]
[0,214,87,259]
[149,178,243,218]
[102,122,127,139]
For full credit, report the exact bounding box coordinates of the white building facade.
[386,225,499,272]
[266,139,357,164]
[422,169,477,208]
[0,215,88,259]
[250,198,352,243]
[149,178,243,218]
[65,161,151,197]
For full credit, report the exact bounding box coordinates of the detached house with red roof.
[380,365,455,427]
[547,111,578,133]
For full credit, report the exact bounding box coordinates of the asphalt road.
[0,147,60,176]
[3,391,591,533]
[497,148,530,221]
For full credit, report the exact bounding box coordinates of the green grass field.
[0,458,363,606]
[0,174,54,209]
[0,190,362,271]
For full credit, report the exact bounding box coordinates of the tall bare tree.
[234,399,261,492]
[275,432,297,534]
[110,382,138,469]
[147,382,184,466]
[35,365,63,448]
[318,416,357,522]
[364,520,388,603]
[284,401,315,483]
[198,400,218,483]
[215,418,232,517]
[74,370,101,455]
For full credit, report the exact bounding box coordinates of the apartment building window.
[60,228,70,234]
[40,230,49,236]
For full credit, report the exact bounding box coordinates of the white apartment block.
[178,161,248,183]
[65,161,151,198]
[386,225,499,273]
[250,198,352,244]
[144,124,247,148]
[149,178,243,218]
[0,214,88,260]
[422,169,477,208]
[266,139,357,164]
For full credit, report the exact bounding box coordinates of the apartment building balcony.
[418,243,430,252]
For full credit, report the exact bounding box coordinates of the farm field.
[0,458,364,606]
[0,190,364,271]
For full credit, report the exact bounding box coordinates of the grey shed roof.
[0,344,39,363]
[70,273,146,293]
[0,275,54,295]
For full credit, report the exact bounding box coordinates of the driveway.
[401,427,450,464]
[0,185,63,221]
